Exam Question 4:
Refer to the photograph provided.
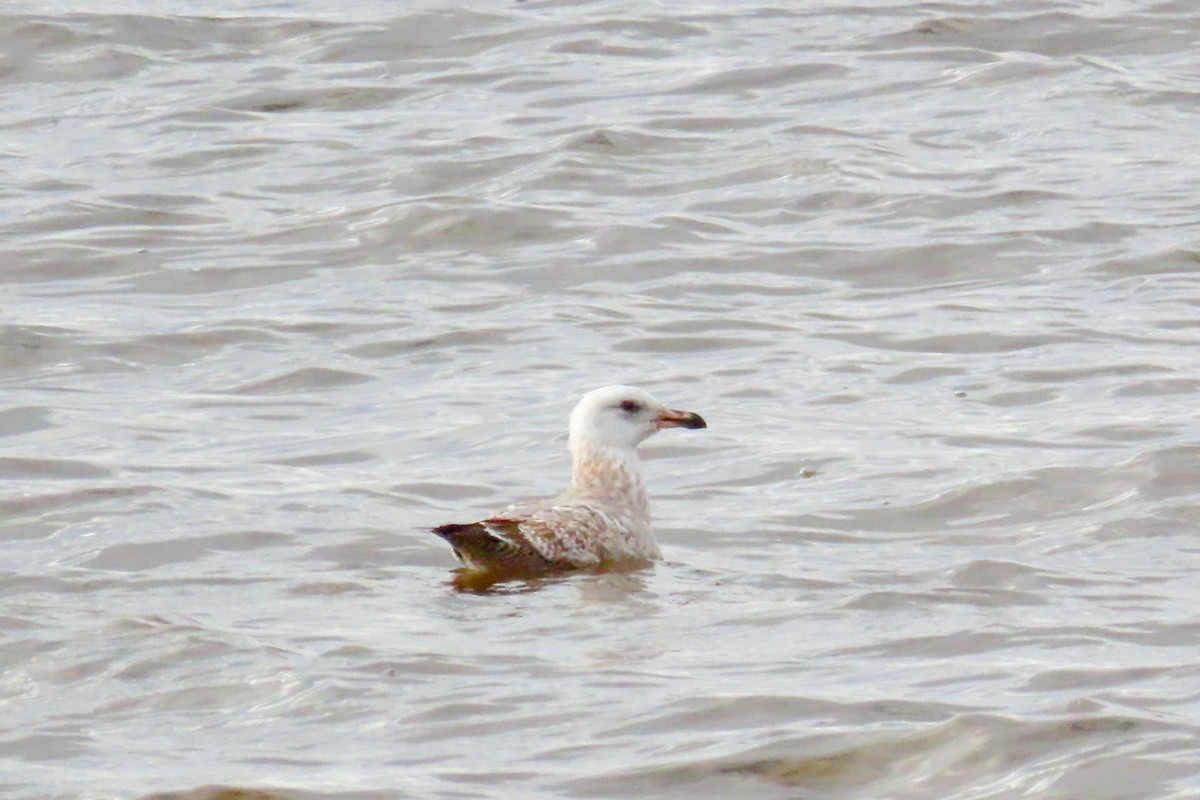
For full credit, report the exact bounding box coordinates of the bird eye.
[619,400,641,413]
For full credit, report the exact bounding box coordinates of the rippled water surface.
[4,1,1200,798]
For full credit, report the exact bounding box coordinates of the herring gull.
[433,385,706,580]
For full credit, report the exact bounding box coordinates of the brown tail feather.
[432,520,552,575]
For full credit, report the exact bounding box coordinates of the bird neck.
[569,440,648,511]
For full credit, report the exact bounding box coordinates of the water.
[3,1,1200,798]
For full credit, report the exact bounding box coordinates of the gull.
[433,385,706,581]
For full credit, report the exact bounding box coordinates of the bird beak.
[654,408,707,430]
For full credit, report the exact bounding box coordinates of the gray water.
[4,1,1200,798]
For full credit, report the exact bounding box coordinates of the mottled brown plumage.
[433,519,562,575]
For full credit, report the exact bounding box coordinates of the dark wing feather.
[432,518,559,575]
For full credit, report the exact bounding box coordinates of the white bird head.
[568,385,706,453]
